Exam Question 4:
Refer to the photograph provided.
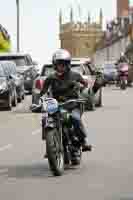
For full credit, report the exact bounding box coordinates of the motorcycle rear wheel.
[120,79,126,90]
[71,148,82,166]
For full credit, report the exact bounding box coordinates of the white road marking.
[0,168,8,174]
[32,128,41,135]
[0,144,13,152]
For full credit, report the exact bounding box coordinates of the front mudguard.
[42,115,57,140]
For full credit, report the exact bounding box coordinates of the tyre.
[120,79,126,90]
[22,86,25,100]
[96,89,102,107]
[46,128,64,176]
[6,95,12,111]
[86,93,95,111]
[12,89,17,107]
[88,100,95,111]
[22,94,25,100]
[18,90,25,102]
[17,96,22,103]
[71,149,82,166]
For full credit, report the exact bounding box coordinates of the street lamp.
[16,0,20,52]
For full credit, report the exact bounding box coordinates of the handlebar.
[59,99,86,107]
[30,96,86,112]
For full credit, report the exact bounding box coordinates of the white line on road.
[0,144,13,152]
[0,169,8,174]
[32,128,41,135]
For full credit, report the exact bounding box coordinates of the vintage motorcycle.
[31,95,86,176]
[117,63,129,90]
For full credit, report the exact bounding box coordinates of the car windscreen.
[0,66,5,77]
[71,64,82,74]
[0,56,29,66]
[41,64,82,76]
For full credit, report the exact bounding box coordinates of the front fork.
[41,112,63,148]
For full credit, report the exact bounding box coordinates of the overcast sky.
[0,0,116,64]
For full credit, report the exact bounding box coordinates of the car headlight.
[26,71,31,76]
[0,82,7,91]
[24,70,31,77]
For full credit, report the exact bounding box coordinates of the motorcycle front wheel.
[46,128,64,176]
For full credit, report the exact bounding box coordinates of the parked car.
[103,62,118,85]
[3,61,25,102]
[71,58,102,109]
[32,63,53,105]
[0,61,18,110]
[0,53,39,93]
[32,58,102,111]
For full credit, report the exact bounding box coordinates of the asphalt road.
[0,87,133,200]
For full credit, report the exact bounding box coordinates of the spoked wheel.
[46,128,64,176]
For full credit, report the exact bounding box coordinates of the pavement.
[0,87,133,200]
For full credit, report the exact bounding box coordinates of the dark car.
[0,61,18,110]
[0,53,39,93]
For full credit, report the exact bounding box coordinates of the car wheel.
[87,101,95,111]
[12,89,17,107]
[7,95,12,111]
[86,94,96,111]
[22,86,25,100]
[17,96,22,103]
[22,93,25,100]
[96,89,102,107]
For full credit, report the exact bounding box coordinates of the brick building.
[117,0,129,17]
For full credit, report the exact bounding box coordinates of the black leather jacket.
[40,69,87,101]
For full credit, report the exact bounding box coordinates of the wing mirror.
[9,74,15,79]
[9,75,13,79]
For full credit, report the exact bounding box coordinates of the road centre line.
[0,168,8,174]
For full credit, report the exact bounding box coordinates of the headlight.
[26,72,31,76]
[0,82,7,91]
[24,70,31,78]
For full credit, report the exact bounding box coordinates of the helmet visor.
[54,59,70,66]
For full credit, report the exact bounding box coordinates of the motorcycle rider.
[84,58,96,75]
[116,52,129,84]
[84,58,104,93]
[118,52,129,64]
[40,49,92,155]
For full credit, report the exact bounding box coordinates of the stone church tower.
[59,8,104,58]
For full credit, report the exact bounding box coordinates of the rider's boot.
[82,137,92,152]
